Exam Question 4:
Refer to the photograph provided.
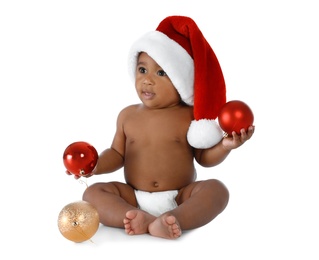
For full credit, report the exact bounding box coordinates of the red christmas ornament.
[218,100,254,136]
[63,141,98,176]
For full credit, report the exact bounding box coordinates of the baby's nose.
[143,75,154,85]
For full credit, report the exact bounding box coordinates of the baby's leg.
[148,213,182,239]
[82,181,137,228]
[124,210,156,235]
[173,179,229,230]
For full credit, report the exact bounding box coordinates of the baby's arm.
[195,126,254,167]
[67,109,126,179]
[91,147,124,175]
[92,107,129,175]
[65,146,123,179]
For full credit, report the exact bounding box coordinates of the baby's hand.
[222,125,255,150]
[65,170,93,180]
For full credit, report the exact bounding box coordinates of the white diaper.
[134,190,178,217]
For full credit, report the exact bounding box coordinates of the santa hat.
[128,16,226,149]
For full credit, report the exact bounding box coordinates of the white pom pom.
[187,119,223,149]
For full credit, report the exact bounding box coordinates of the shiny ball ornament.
[57,200,100,243]
[218,100,254,135]
[63,141,98,176]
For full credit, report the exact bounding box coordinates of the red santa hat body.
[128,16,226,149]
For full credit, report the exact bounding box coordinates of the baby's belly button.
[152,181,159,187]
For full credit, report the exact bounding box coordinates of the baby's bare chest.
[126,113,189,140]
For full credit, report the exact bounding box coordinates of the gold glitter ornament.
[57,200,100,243]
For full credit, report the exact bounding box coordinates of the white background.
[1,0,318,259]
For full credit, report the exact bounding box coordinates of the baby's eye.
[138,67,147,74]
[157,70,167,76]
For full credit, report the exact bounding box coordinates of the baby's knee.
[82,182,108,201]
[207,179,229,209]
[82,181,125,201]
[82,183,97,201]
[211,179,228,193]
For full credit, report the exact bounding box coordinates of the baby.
[67,16,254,239]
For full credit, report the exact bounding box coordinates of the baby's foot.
[148,213,182,239]
[123,210,156,235]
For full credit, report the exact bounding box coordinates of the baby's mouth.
[142,91,155,99]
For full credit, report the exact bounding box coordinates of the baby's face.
[135,52,181,109]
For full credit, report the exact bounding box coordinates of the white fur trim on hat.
[128,31,194,105]
[187,119,223,149]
